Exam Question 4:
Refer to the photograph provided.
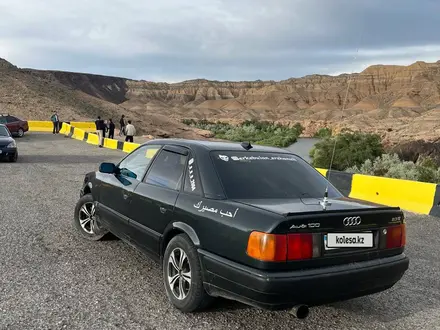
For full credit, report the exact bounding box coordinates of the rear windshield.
[0,126,10,137]
[210,151,341,200]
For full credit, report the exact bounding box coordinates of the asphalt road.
[1,133,440,330]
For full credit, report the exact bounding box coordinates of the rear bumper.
[199,250,409,310]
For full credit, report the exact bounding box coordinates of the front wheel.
[17,128,24,137]
[163,234,214,313]
[73,194,109,241]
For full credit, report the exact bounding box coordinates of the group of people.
[95,115,136,148]
[50,111,137,148]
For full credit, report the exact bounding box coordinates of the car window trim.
[141,147,189,192]
[163,145,189,156]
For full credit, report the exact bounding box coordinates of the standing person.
[119,115,126,136]
[50,111,60,134]
[103,119,108,137]
[95,116,105,148]
[108,119,115,139]
[124,120,136,143]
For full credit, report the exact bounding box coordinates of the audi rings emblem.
[343,216,361,226]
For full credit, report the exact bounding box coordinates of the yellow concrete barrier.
[29,121,96,132]
[59,122,69,134]
[86,132,100,145]
[316,168,328,176]
[122,142,141,153]
[72,127,86,141]
[349,174,437,215]
[103,138,119,150]
[28,121,54,132]
[70,122,96,131]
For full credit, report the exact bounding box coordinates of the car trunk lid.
[233,197,405,270]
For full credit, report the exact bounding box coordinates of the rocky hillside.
[2,57,440,144]
[0,58,212,139]
[21,59,440,145]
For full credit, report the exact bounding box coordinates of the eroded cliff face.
[0,59,212,139]
[118,61,440,112]
[119,61,440,144]
[2,57,440,144]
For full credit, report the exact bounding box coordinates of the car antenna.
[320,41,362,211]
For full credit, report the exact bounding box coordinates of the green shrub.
[314,127,332,138]
[309,131,384,171]
[181,118,304,148]
[345,153,440,184]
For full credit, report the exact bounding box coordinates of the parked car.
[73,139,409,317]
[0,124,18,162]
[0,114,29,137]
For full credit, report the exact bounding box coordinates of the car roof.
[141,138,293,154]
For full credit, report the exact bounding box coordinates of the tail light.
[287,233,313,260]
[386,224,406,249]
[246,232,286,261]
[246,231,318,262]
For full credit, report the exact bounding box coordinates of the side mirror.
[99,162,118,174]
[120,168,137,179]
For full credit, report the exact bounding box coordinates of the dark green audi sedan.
[73,139,409,318]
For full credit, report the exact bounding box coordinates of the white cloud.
[0,0,439,81]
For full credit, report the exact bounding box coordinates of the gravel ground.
[1,132,440,330]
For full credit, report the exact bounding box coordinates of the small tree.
[309,131,384,171]
[314,127,332,138]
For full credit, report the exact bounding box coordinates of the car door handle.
[159,207,166,214]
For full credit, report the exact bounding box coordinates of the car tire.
[73,194,109,241]
[163,234,214,313]
[8,152,18,162]
[17,128,24,137]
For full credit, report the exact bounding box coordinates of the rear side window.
[145,150,187,191]
[6,116,18,122]
[0,117,6,124]
[210,151,342,200]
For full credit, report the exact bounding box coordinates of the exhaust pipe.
[289,304,309,319]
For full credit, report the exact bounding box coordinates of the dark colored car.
[73,139,409,317]
[0,124,18,162]
[0,114,29,137]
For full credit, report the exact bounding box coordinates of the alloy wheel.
[78,202,98,234]
[167,248,192,300]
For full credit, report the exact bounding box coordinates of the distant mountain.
[1,57,440,144]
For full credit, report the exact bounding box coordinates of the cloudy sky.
[0,0,439,82]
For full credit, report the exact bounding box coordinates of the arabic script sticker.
[219,155,229,162]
